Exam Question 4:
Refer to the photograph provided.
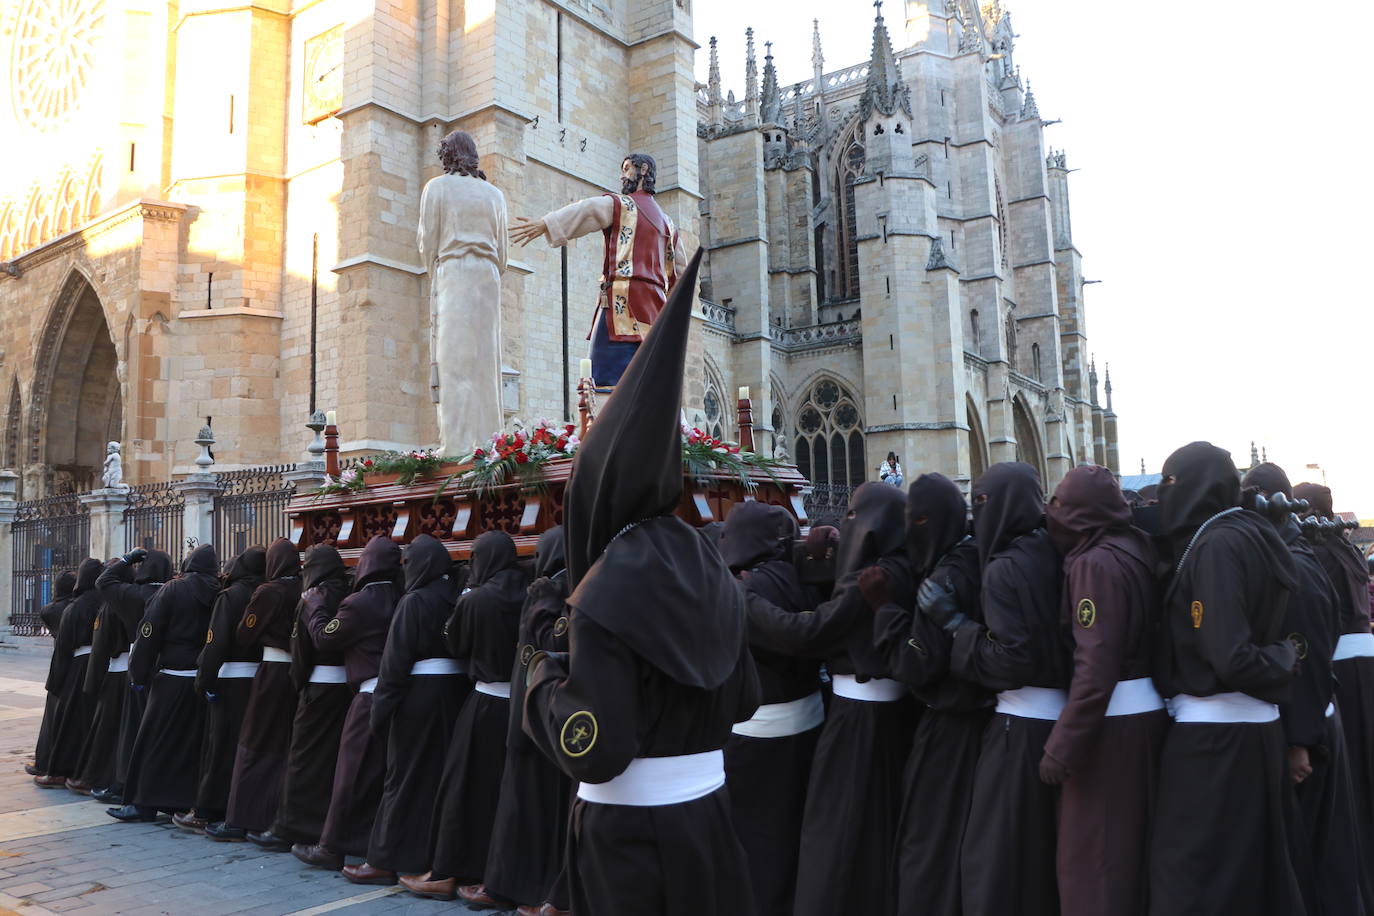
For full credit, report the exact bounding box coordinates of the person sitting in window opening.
[879,453,904,487]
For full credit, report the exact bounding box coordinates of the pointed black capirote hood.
[564,247,704,588]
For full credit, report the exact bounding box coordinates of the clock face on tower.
[302,24,344,125]
[10,0,106,131]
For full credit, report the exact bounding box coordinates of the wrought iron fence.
[213,465,297,560]
[803,483,853,528]
[124,481,185,557]
[9,494,90,637]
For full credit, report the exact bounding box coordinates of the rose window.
[10,0,106,131]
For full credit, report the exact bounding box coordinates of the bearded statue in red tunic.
[510,153,686,388]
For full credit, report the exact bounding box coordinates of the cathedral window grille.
[793,378,865,489]
[703,385,725,441]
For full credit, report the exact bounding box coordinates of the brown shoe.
[341,862,396,886]
[171,812,208,832]
[516,907,542,916]
[399,873,457,901]
[65,779,92,795]
[292,843,344,870]
[539,905,571,916]
[456,883,511,909]
[34,774,67,788]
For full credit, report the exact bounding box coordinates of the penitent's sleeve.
[950,557,1038,692]
[523,610,641,784]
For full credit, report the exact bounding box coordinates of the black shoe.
[247,830,292,852]
[23,763,39,776]
[107,804,158,822]
[204,822,248,842]
[91,786,123,804]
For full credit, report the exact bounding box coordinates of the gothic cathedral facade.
[0,0,1115,498]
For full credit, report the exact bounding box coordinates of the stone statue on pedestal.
[101,441,126,489]
[418,130,508,456]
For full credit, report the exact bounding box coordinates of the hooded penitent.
[1047,465,1143,563]
[466,529,528,606]
[404,533,453,593]
[719,500,789,573]
[971,462,1046,572]
[354,536,403,590]
[834,482,907,581]
[533,526,566,580]
[1294,480,1371,631]
[564,249,745,690]
[906,472,971,580]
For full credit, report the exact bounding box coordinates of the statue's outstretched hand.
[509,217,548,247]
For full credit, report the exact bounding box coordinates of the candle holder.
[324,422,340,477]
[737,395,754,453]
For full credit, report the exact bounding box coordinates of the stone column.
[0,470,19,639]
[80,488,132,562]
[176,474,220,555]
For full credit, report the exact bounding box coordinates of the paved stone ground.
[0,644,516,915]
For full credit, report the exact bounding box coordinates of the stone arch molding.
[0,153,104,260]
[27,264,121,468]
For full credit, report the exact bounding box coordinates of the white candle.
[579,358,592,380]
[325,409,337,426]
[738,386,750,401]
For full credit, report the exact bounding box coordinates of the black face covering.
[1158,442,1240,542]
[719,500,788,572]
[265,537,302,580]
[302,544,349,590]
[223,547,267,588]
[135,550,175,585]
[905,472,969,579]
[468,530,519,588]
[563,248,705,588]
[353,536,402,589]
[184,543,220,577]
[1241,462,1293,499]
[404,534,452,593]
[533,526,566,579]
[971,462,1045,570]
[834,482,907,580]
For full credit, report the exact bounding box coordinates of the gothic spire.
[1250,441,1259,467]
[707,36,722,106]
[1020,80,1039,120]
[760,41,782,124]
[812,18,824,77]
[1104,363,1114,412]
[744,27,760,125]
[860,1,905,120]
[1089,357,1099,407]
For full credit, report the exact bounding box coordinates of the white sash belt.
[1105,677,1166,717]
[218,661,259,679]
[1168,692,1279,724]
[1334,632,1374,661]
[1327,701,1337,718]
[577,750,725,807]
[358,677,378,694]
[159,668,197,677]
[411,658,462,675]
[309,665,347,684]
[732,690,825,738]
[996,686,1068,720]
[831,674,906,703]
[261,647,291,664]
[73,645,92,658]
[475,681,511,698]
[107,653,129,673]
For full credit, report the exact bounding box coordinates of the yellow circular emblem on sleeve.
[1075,598,1096,629]
[560,710,598,758]
[1288,632,1309,660]
[205,628,214,644]
[1190,601,1204,629]
[244,613,257,629]
[290,619,299,639]
[92,617,100,631]
[324,618,341,635]
[520,644,535,666]
[140,621,153,639]
[553,616,569,638]
[906,637,926,654]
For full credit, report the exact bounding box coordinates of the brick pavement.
[0,645,518,915]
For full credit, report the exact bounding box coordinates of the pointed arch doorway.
[28,272,122,495]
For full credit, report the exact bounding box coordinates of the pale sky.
[694,0,1374,517]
